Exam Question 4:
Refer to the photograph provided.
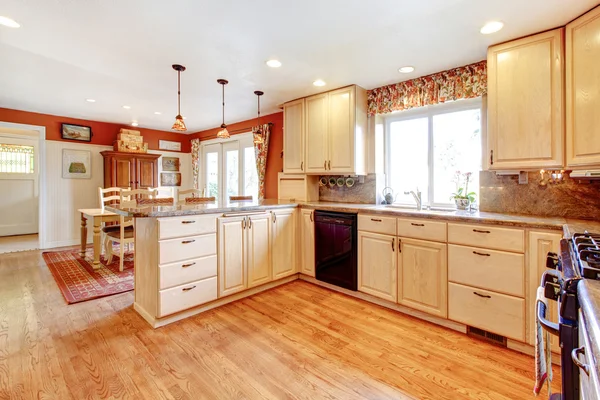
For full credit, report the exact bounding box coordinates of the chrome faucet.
[404,189,422,211]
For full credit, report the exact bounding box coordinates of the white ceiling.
[0,0,597,133]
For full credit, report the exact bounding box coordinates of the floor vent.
[467,327,507,347]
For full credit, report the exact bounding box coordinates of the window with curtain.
[385,98,482,208]
[0,144,35,173]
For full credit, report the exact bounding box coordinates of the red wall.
[189,112,284,199]
[0,108,190,153]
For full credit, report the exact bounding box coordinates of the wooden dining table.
[78,208,120,269]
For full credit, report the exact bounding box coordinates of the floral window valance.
[367,60,487,116]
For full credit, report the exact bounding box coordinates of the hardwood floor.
[0,234,38,254]
[1,249,560,400]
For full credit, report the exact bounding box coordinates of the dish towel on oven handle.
[534,286,553,396]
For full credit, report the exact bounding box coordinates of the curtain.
[252,124,271,200]
[190,138,201,189]
[367,60,487,116]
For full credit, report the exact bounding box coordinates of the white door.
[0,135,39,236]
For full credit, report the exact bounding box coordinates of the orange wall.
[0,108,191,153]
[189,112,284,199]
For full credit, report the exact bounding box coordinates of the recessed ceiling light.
[313,79,326,87]
[122,105,131,109]
[131,122,139,127]
[398,66,415,73]
[266,59,282,68]
[154,111,162,115]
[480,21,504,34]
[0,16,20,28]
[86,98,96,103]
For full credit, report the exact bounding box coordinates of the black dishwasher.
[314,210,357,291]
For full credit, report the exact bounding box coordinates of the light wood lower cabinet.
[398,238,448,318]
[218,216,247,297]
[272,208,297,279]
[300,209,315,276]
[358,231,397,302]
[247,214,272,288]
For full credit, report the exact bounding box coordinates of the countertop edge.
[578,281,600,381]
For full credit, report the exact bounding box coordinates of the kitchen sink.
[380,205,457,214]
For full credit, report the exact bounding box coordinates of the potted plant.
[450,171,476,210]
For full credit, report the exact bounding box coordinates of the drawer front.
[397,218,447,242]
[159,255,217,290]
[448,244,525,297]
[158,214,218,240]
[447,223,524,253]
[158,276,217,317]
[448,282,525,341]
[159,233,217,264]
[358,214,397,236]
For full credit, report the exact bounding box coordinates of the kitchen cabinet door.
[108,155,135,189]
[398,238,447,318]
[566,8,600,168]
[328,86,355,173]
[218,217,247,297]
[135,156,158,189]
[300,209,315,276]
[528,231,561,353]
[305,93,329,173]
[247,214,271,288]
[358,231,397,302]
[487,29,564,170]
[271,209,297,279]
[283,99,305,174]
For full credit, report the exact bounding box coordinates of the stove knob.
[546,252,559,269]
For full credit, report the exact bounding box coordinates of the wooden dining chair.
[185,196,216,204]
[148,186,174,199]
[229,195,253,201]
[177,188,206,202]
[98,187,132,258]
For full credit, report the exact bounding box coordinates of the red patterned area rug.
[42,247,134,304]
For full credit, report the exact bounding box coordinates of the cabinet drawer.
[448,282,525,341]
[159,255,217,290]
[448,245,525,297]
[358,215,397,236]
[159,233,217,264]
[158,214,217,240]
[158,276,217,317]
[448,223,524,253]
[397,218,447,242]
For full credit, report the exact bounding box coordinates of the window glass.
[244,147,258,199]
[225,150,239,198]
[0,144,34,173]
[205,152,218,198]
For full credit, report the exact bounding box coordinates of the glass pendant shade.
[217,124,230,139]
[172,114,187,131]
[253,90,264,145]
[171,64,187,132]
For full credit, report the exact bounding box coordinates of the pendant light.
[216,79,230,139]
[171,64,187,132]
[253,90,264,145]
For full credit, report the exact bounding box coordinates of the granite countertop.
[106,199,299,217]
[563,220,600,239]
[578,281,600,381]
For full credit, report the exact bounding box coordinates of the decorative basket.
[119,128,141,136]
[117,133,143,143]
[114,140,148,153]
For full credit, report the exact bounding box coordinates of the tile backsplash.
[479,171,600,220]
[319,174,378,204]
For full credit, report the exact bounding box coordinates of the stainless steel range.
[538,231,600,399]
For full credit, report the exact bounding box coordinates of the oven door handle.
[540,269,561,287]
[536,299,559,337]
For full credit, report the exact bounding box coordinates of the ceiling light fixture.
[122,105,131,109]
[266,59,282,68]
[131,121,139,127]
[398,66,415,73]
[154,111,161,115]
[86,98,96,103]
[171,64,187,132]
[0,16,20,28]
[313,79,326,87]
[480,21,504,34]
[216,79,230,139]
[253,90,264,145]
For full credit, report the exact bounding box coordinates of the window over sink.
[384,98,482,209]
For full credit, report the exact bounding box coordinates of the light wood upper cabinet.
[487,29,565,170]
[328,86,356,173]
[566,7,600,168]
[283,99,305,174]
[247,214,271,288]
[358,231,397,302]
[218,217,247,297]
[305,93,329,173]
[271,208,297,279]
[528,231,561,352]
[398,238,447,318]
[300,209,315,277]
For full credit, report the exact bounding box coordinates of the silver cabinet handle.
[248,217,252,229]
[181,220,196,224]
[182,285,196,292]
[473,291,491,299]
[473,251,491,257]
[572,346,590,376]
[272,212,277,223]
[181,262,196,268]
[242,217,246,229]
[182,239,195,244]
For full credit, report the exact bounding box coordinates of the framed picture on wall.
[160,172,181,186]
[62,149,91,179]
[162,157,180,172]
[61,123,92,142]
[159,140,181,151]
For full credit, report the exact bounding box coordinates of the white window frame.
[384,97,483,209]
[198,132,257,204]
